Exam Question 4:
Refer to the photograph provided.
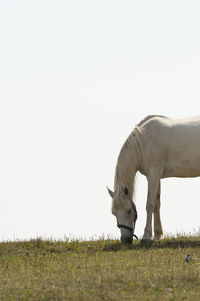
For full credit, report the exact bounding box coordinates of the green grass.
[1,236,200,300]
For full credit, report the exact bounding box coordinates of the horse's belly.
[163,163,200,178]
[163,143,200,178]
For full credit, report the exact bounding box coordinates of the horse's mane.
[114,127,141,198]
[114,115,167,198]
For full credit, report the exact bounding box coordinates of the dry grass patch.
[0,237,200,300]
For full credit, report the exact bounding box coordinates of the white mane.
[114,115,167,198]
[114,128,140,198]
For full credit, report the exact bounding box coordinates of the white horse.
[107,115,200,243]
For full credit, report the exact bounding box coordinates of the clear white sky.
[1,0,200,240]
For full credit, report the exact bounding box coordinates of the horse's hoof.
[154,235,162,240]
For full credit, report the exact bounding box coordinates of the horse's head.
[107,186,137,244]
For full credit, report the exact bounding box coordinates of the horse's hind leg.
[153,181,163,240]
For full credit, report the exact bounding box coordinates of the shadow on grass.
[2,237,200,255]
[102,237,200,252]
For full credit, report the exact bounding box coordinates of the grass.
[0,236,200,300]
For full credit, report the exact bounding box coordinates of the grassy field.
[0,236,200,300]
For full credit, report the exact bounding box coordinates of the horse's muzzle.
[121,236,133,244]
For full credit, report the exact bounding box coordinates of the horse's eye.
[127,209,131,215]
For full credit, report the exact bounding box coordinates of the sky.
[1,0,200,241]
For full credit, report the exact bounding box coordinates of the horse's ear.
[107,187,114,198]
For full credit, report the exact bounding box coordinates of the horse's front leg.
[153,181,163,240]
[142,175,160,242]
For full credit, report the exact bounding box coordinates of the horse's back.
[138,115,200,178]
[139,115,200,137]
